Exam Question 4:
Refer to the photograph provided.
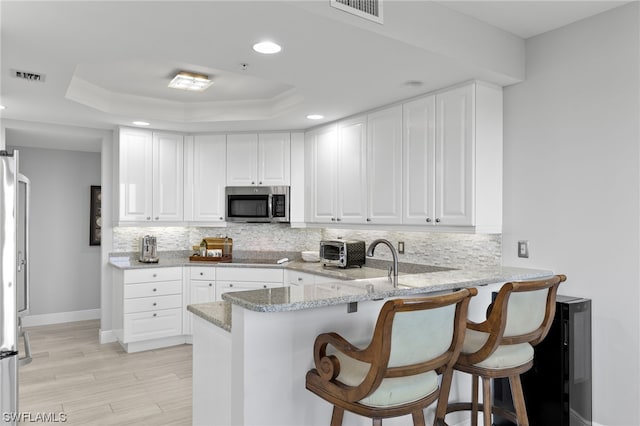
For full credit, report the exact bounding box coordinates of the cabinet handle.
[153,274,157,277]
[259,181,262,185]
[229,284,234,288]
[209,283,212,287]
[435,218,441,223]
[153,302,157,306]
[219,217,223,220]
[263,285,267,288]
[251,181,255,185]
[153,288,157,292]
[155,216,159,220]
[153,313,157,317]
[426,218,432,223]
[336,218,341,222]
[297,277,303,282]
[366,218,371,222]
[146,216,151,220]
[331,218,336,221]
[200,272,204,276]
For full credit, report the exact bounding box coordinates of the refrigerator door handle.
[18,329,32,366]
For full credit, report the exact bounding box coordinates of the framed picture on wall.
[90,185,101,246]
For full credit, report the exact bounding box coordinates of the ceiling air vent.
[331,0,383,24]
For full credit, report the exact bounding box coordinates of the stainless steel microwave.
[225,186,290,223]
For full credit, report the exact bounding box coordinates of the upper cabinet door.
[258,133,290,186]
[435,84,474,226]
[403,96,436,225]
[152,132,184,221]
[306,124,338,223]
[185,134,226,223]
[336,116,367,224]
[226,134,258,186]
[367,105,403,224]
[119,128,153,222]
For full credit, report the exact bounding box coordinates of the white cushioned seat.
[332,351,439,408]
[462,329,534,369]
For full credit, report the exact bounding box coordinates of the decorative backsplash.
[112,225,501,269]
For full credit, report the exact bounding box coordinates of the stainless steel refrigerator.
[1,150,32,425]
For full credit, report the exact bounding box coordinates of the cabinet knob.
[153,302,157,306]
[366,218,371,222]
[229,284,234,288]
[155,216,159,220]
[263,285,267,288]
[219,217,223,220]
[251,181,255,185]
[147,216,151,220]
[153,288,157,292]
[336,218,341,222]
[435,218,441,223]
[200,272,204,276]
[153,274,157,277]
[297,277,303,282]
[331,218,336,221]
[153,313,157,317]
[209,283,212,287]
[426,218,432,223]
[259,181,263,185]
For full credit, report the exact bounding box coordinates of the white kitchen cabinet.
[286,270,336,286]
[117,127,184,223]
[306,124,337,223]
[184,134,226,223]
[367,105,403,224]
[306,116,368,224]
[113,266,184,352]
[402,82,502,231]
[216,267,283,300]
[184,266,216,335]
[226,133,290,186]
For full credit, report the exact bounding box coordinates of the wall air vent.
[11,69,46,82]
[331,0,383,24]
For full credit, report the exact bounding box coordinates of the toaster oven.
[320,240,366,268]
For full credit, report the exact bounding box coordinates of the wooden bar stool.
[305,288,477,426]
[435,274,567,426]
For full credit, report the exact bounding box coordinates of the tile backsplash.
[113,224,501,269]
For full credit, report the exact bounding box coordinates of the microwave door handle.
[268,195,273,218]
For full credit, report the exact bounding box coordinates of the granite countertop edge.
[187,301,232,332]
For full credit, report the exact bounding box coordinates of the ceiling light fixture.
[253,41,282,54]
[307,114,324,120]
[168,71,213,92]
[0,105,6,110]
[132,121,150,126]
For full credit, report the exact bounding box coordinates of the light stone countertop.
[188,266,554,331]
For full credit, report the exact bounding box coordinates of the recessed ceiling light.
[253,41,282,54]
[307,114,324,120]
[0,105,6,110]
[132,121,150,126]
[168,71,213,92]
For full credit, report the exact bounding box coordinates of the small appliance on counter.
[320,239,366,268]
[139,235,159,263]
[189,237,233,263]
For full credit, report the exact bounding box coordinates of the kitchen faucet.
[366,239,399,288]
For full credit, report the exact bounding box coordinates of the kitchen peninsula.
[188,265,553,426]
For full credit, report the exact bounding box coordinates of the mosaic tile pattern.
[112,225,501,269]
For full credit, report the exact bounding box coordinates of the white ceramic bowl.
[301,251,320,262]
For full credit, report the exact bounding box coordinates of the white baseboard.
[99,329,117,344]
[21,308,100,327]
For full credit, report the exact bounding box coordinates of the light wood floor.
[19,320,192,425]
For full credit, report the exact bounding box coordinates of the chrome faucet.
[366,239,399,288]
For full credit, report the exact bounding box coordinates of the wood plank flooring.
[18,320,192,425]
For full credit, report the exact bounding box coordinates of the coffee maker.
[139,235,159,263]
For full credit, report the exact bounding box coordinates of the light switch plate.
[518,240,529,258]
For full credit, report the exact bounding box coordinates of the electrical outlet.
[518,240,529,258]
[398,241,405,254]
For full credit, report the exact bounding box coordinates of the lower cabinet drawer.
[124,280,182,298]
[123,308,182,343]
[124,294,182,314]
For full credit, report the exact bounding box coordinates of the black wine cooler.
[493,295,592,426]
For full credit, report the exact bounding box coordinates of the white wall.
[502,3,639,425]
[9,146,102,322]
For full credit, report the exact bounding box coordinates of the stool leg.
[435,367,454,423]
[482,377,491,426]
[471,375,479,426]
[412,409,426,426]
[330,406,344,426]
[509,375,529,426]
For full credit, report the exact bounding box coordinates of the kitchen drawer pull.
[200,272,204,276]
[435,218,441,223]
[153,288,157,292]
[152,273,157,277]
[153,313,157,317]
[209,283,212,287]
[263,285,267,288]
[153,302,157,306]
[426,218,432,223]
